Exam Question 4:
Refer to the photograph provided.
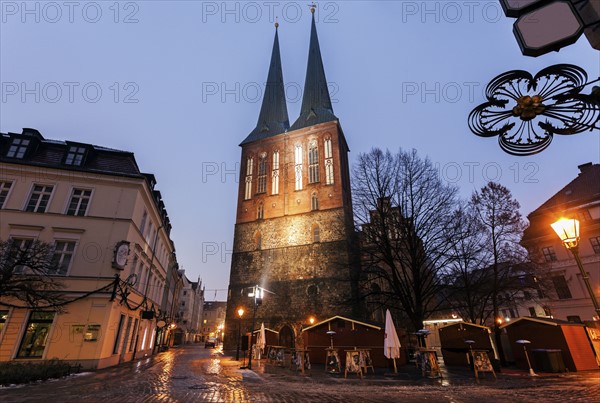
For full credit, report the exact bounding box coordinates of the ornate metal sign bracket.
[469,64,599,156]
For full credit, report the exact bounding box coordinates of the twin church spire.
[241,9,337,145]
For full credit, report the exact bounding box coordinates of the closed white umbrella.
[384,309,402,373]
[257,322,266,359]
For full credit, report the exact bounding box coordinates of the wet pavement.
[0,345,598,402]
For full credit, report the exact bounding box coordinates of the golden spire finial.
[275,16,279,29]
[309,1,316,14]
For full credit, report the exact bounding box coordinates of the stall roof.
[301,315,381,332]
[439,322,491,332]
[252,328,279,334]
[499,317,585,329]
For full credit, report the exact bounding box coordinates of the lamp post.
[236,307,244,361]
[551,218,600,318]
[245,285,264,370]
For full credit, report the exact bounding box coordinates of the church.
[224,7,361,350]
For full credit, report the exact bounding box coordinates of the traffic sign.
[513,1,584,57]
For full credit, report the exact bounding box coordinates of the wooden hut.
[301,315,406,368]
[438,322,497,366]
[501,317,598,372]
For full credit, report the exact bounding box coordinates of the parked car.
[204,338,217,348]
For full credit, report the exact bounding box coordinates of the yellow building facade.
[0,128,182,369]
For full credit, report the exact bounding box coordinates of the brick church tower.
[224,9,360,350]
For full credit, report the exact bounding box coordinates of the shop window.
[16,311,55,358]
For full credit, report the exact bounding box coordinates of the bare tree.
[0,239,66,308]
[353,148,460,342]
[471,182,526,362]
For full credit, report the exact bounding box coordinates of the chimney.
[578,162,593,173]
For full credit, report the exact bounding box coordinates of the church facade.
[224,11,361,349]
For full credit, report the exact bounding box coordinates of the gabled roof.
[438,322,491,332]
[529,163,600,216]
[290,10,338,132]
[499,316,584,329]
[241,26,290,145]
[301,315,381,332]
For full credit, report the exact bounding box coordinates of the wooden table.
[344,350,363,379]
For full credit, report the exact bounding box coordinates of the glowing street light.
[236,307,245,361]
[551,218,600,318]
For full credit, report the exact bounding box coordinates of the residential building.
[0,128,182,369]
[521,162,600,323]
[201,301,226,343]
[224,9,360,350]
[174,270,204,344]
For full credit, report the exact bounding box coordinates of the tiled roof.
[0,128,142,178]
[531,163,600,214]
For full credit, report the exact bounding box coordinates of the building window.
[113,314,126,354]
[183,290,187,296]
[245,157,254,200]
[255,231,262,250]
[25,185,53,213]
[7,138,30,159]
[0,181,12,208]
[128,319,138,351]
[295,144,303,191]
[576,209,592,222]
[257,203,264,220]
[140,210,148,235]
[64,146,86,166]
[324,138,334,185]
[566,315,582,323]
[311,193,319,211]
[257,154,267,194]
[272,151,279,195]
[528,307,536,317]
[66,189,91,216]
[313,225,320,243]
[523,290,531,300]
[0,310,8,334]
[11,238,34,274]
[552,275,572,299]
[50,241,76,275]
[542,246,557,262]
[16,311,55,358]
[543,306,551,317]
[590,237,600,254]
[308,141,319,183]
[85,324,101,342]
[325,159,334,185]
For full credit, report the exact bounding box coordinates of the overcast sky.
[2,1,598,300]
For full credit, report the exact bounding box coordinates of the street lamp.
[236,307,244,361]
[551,218,600,318]
[245,285,264,370]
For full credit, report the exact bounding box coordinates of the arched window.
[254,231,262,250]
[257,153,267,194]
[312,224,320,243]
[257,203,264,219]
[308,141,319,183]
[311,193,319,211]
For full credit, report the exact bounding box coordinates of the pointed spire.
[241,24,290,145]
[290,6,337,131]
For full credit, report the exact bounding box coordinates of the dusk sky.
[2,1,598,300]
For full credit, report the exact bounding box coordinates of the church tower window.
[272,151,280,195]
[245,157,253,200]
[257,153,267,194]
[308,141,319,183]
[311,192,319,211]
[324,138,334,185]
[295,144,303,190]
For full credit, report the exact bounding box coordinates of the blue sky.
[1,1,598,300]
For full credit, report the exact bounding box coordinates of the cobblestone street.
[1,345,598,402]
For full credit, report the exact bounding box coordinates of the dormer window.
[6,138,30,159]
[65,146,86,166]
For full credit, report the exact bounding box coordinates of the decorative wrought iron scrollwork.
[469,64,599,156]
